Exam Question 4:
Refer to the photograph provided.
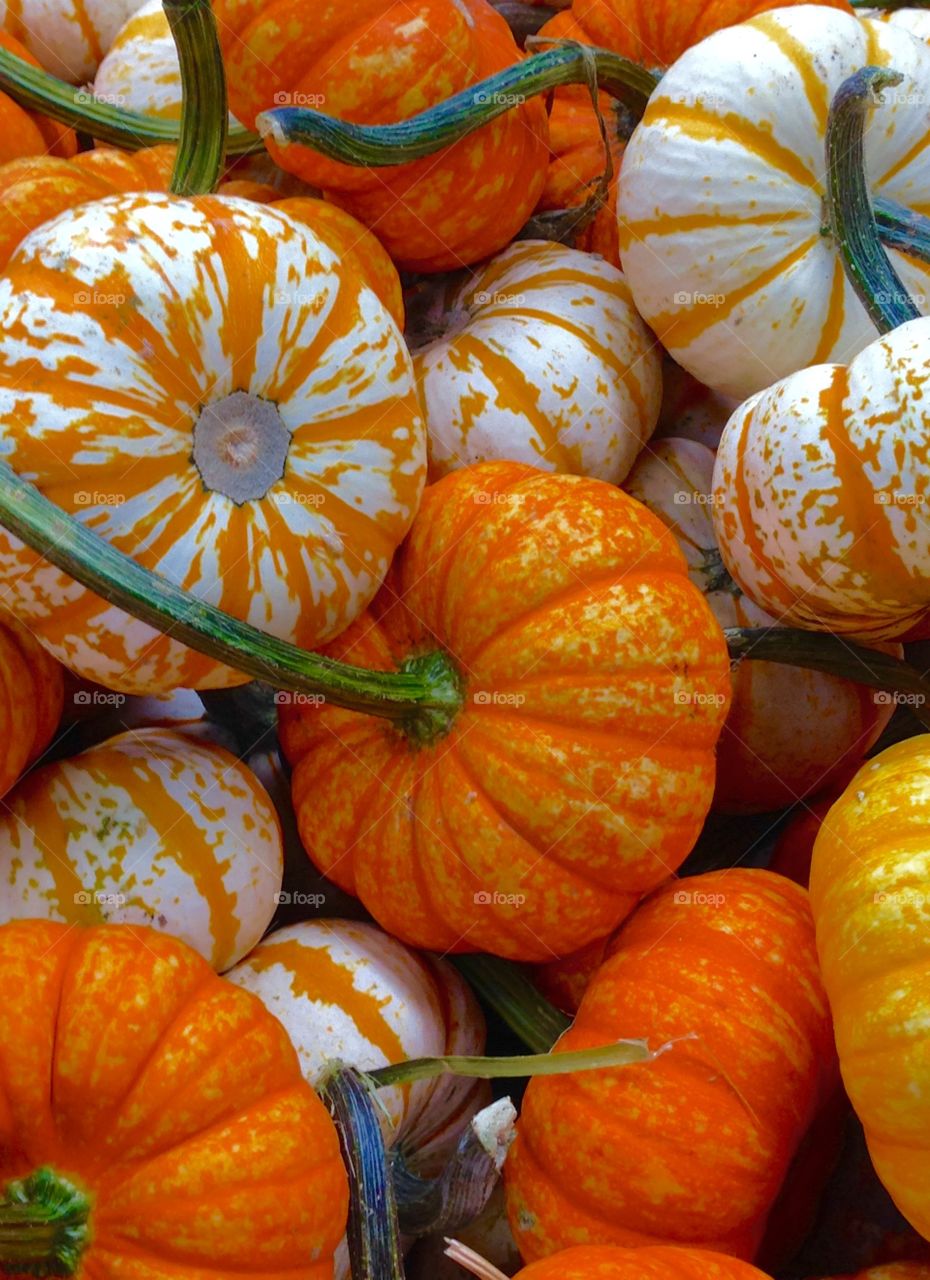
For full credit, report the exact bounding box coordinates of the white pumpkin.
[410,240,661,484]
[0,0,146,81]
[0,726,283,970]
[226,918,490,1168]
[618,5,930,399]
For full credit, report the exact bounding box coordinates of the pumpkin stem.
[319,1068,406,1280]
[444,1239,511,1280]
[0,459,464,726]
[0,47,259,154]
[874,194,930,269]
[0,1168,91,1277]
[825,65,923,334]
[452,955,570,1053]
[393,1098,516,1235]
[364,1036,668,1088]
[164,0,228,195]
[726,627,930,731]
[256,42,659,165]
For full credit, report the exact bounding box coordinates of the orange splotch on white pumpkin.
[0,192,425,692]
[0,727,283,971]
[619,7,930,399]
[0,0,147,80]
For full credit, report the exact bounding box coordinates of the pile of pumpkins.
[0,0,929,1277]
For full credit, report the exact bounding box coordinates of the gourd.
[279,460,730,962]
[449,1240,775,1277]
[0,29,76,161]
[0,0,147,80]
[410,240,661,482]
[0,920,348,1278]
[0,727,283,972]
[0,610,64,796]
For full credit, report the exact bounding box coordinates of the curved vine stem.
[726,627,930,730]
[0,48,260,154]
[0,460,462,727]
[164,0,227,195]
[258,42,659,165]
[452,955,570,1054]
[366,1038,658,1088]
[826,66,923,333]
[874,195,930,267]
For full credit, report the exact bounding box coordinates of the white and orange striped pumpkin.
[0,192,425,694]
[626,438,897,811]
[0,726,284,971]
[227,919,490,1168]
[618,6,930,399]
[869,7,930,43]
[410,240,661,484]
[712,318,930,640]
[0,0,146,80]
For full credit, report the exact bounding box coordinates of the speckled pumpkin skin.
[512,1243,773,1278]
[712,318,930,640]
[214,0,550,272]
[0,0,146,80]
[0,920,348,1278]
[280,461,730,961]
[810,737,930,1245]
[505,869,837,1260]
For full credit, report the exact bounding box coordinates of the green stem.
[319,1069,405,1280]
[367,1038,657,1088]
[726,627,930,731]
[0,48,260,154]
[257,43,658,166]
[874,195,930,267]
[826,66,922,333]
[164,0,227,195]
[852,0,930,8]
[0,459,463,729]
[0,1169,91,1278]
[452,956,570,1054]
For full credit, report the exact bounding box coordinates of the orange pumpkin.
[0,920,348,1277]
[0,29,77,163]
[505,869,837,1260]
[215,0,550,271]
[280,460,730,961]
[0,611,63,797]
[453,1241,774,1278]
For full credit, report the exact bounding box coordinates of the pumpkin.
[625,437,898,812]
[280,460,731,962]
[0,0,146,80]
[505,868,837,1260]
[869,9,930,42]
[0,29,77,162]
[453,1241,774,1278]
[617,7,930,400]
[0,610,63,795]
[410,240,661,482]
[0,191,425,694]
[534,934,614,1015]
[227,918,490,1169]
[0,919,348,1277]
[654,362,739,450]
[214,0,550,272]
[810,735,930,1243]
[712,317,930,640]
[0,726,283,972]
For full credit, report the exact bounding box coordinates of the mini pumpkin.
[0,610,63,795]
[452,1241,774,1278]
[0,920,348,1277]
[0,29,77,161]
[280,460,731,962]
[618,7,930,398]
[626,437,897,811]
[505,869,837,1260]
[410,240,661,482]
[712,317,930,640]
[0,191,425,693]
[0,0,146,80]
[0,727,283,972]
[214,0,550,272]
[227,918,490,1169]
[810,736,930,1242]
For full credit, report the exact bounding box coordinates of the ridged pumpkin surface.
[505,869,837,1259]
[214,0,549,272]
[280,461,730,961]
[0,611,63,796]
[810,737,930,1243]
[0,192,425,693]
[228,918,489,1168]
[511,1243,773,1277]
[618,8,930,399]
[712,318,930,641]
[0,920,348,1278]
[0,29,77,161]
[0,727,283,971]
